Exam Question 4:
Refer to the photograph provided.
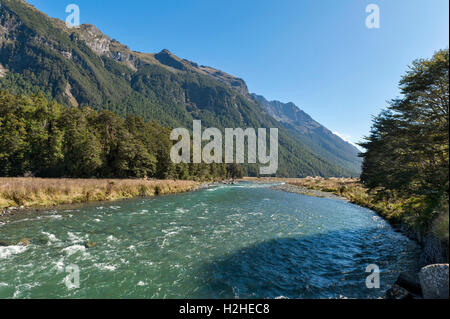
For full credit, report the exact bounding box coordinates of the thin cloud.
[333,131,364,152]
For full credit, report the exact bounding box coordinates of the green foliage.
[360,49,449,235]
[0,91,229,180]
[226,163,244,179]
[0,0,359,178]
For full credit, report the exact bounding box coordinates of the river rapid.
[0,182,421,299]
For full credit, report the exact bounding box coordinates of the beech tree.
[360,49,449,232]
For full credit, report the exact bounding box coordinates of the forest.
[0,90,245,180]
[360,49,449,239]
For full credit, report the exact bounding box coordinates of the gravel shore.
[271,183,347,201]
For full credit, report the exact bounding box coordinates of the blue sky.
[27,0,449,147]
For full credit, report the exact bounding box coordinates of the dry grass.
[284,177,369,202]
[0,178,200,209]
[285,177,381,211]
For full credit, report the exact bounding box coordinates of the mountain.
[0,0,360,177]
[251,94,362,176]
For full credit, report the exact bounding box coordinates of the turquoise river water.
[0,182,421,299]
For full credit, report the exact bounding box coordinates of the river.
[0,182,421,299]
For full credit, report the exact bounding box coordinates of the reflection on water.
[0,182,421,299]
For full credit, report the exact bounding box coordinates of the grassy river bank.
[2,176,447,265]
[0,178,201,212]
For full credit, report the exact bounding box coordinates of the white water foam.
[62,244,86,256]
[0,245,28,259]
[107,235,119,242]
[12,282,40,298]
[42,231,59,243]
[94,263,117,271]
[67,231,86,243]
[54,258,65,272]
[175,208,187,214]
[48,215,63,219]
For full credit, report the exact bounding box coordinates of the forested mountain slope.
[252,94,362,175]
[0,0,360,177]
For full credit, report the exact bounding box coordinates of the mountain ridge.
[0,0,361,177]
[252,94,362,174]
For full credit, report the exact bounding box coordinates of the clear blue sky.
[27,0,449,146]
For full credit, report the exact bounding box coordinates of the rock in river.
[17,238,31,246]
[0,240,11,246]
[419,264,449,299]
[395,272,422,296]
[84,242,97,249]
[386,284,412,299]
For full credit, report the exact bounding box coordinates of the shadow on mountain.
[194,228,421,299]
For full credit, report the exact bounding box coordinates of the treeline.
[0,91,243,180]
[360,49,449,239]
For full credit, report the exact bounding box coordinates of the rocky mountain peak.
[154,49,189,71]
[76,24,111,56]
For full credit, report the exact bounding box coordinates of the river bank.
[270,183,346,200]
[0,178,202,215]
